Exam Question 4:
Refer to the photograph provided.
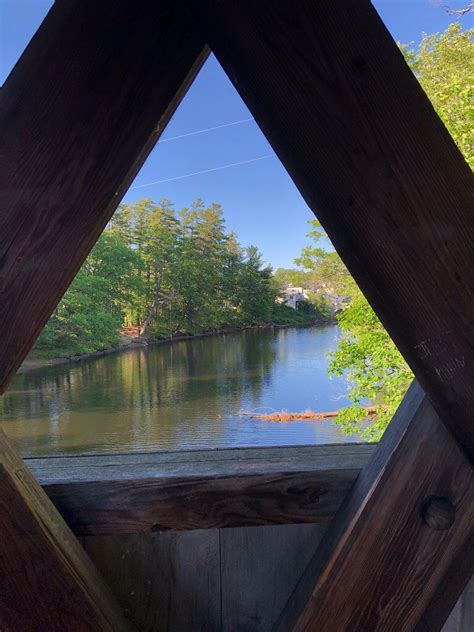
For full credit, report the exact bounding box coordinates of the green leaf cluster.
[35,198,330,358]
[328,291,413,439]
[401,23,473,169]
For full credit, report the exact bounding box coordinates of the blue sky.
[1,1,471,268]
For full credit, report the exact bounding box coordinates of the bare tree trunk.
[140,270,162,338]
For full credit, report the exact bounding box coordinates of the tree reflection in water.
[1,326,361,456]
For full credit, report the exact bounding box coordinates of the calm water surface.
[1,325,362,456]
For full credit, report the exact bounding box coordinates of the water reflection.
[1,325,361,456]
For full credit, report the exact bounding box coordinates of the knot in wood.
[421,496,456,530]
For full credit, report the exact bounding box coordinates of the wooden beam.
[0,1,205,626]
[417,530,474,631]
[276,383,474,631]
[0,429,128,630]
[25,444,374,534]
[0,0,207,393]
[189,0,474,459]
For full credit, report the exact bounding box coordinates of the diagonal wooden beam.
[188,2,474,627]
[0,0,207,393]
[188,0,474,459]
[0,429,129,630]
[275,382,474,630]
[0,0,206,627]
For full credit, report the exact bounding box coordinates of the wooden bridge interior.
[0,1,472,630]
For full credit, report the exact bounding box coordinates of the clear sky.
[1,1,471,268]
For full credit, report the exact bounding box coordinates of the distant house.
[278,286,309,310]
[311,284,349,315]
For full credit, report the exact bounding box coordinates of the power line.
[130,154,276,190]
[158,118,254,143]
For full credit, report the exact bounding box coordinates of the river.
[0,325,363,457]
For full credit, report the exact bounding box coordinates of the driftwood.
[238,407,377,423]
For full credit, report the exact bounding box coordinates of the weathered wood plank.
[276,382,474,631]
[221,524,327,631]
[25,443,375,474]
[25,444,374,534]
[0,1,204,625]
[82,527,473,632]
[0,430,128,631]
[79,529,473,632]
[189,0,474,459]
[0,0,207,393]
[420,528,474,631]
[85,530,221,631]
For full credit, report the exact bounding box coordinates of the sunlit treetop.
[401,22,473,168]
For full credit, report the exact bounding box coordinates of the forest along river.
[0,325,363,457]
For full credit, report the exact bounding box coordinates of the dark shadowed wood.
[220,524,327,631]
[0,0,206,392]
[83,526,471,631]
[420,536,474,632]
[25,444,374,534]
[85,530,221,631]
[0,430,128,631]
[276,383,474,631]
[189,0,474,458]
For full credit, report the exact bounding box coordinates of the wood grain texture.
[189,0,474,459]
[82,526,472,631]
[26,444,374,534]
[276,382,474,631]
[220,524,327,631]
[85,530,221,631]
[0,0,206,393]
[419,530,474,631]
[0,430,128,631]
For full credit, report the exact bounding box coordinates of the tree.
[273,267,309,289]
[35,195,332,359]
[294,220,352,295]
[34,232,140,356]
[83,231,144,321]
[237,246,277,324]
[326,23,472,439]
[137,200,180,336]
[401,23,473,169]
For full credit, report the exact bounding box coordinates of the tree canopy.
[35,199,328,358]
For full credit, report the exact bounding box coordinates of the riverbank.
[18,319,332,375]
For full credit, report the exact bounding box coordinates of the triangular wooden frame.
[0,1,472,630]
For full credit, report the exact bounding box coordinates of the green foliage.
[328,292,413,439]
[35,231,144,357]
[293,220,352,296]
[273,267,310,288]
[305,293,333,321]
[34,271,122,357]
[36,198,331,357]
[401,23,473,168]
[271,303,317,326]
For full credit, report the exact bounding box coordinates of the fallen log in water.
[238,407,377,422]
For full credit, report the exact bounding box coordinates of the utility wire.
[130,154,276,190]
[158,118,254,143]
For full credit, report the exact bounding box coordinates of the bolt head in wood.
[421,496,456,530]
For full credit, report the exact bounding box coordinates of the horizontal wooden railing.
[25,444,374,535]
